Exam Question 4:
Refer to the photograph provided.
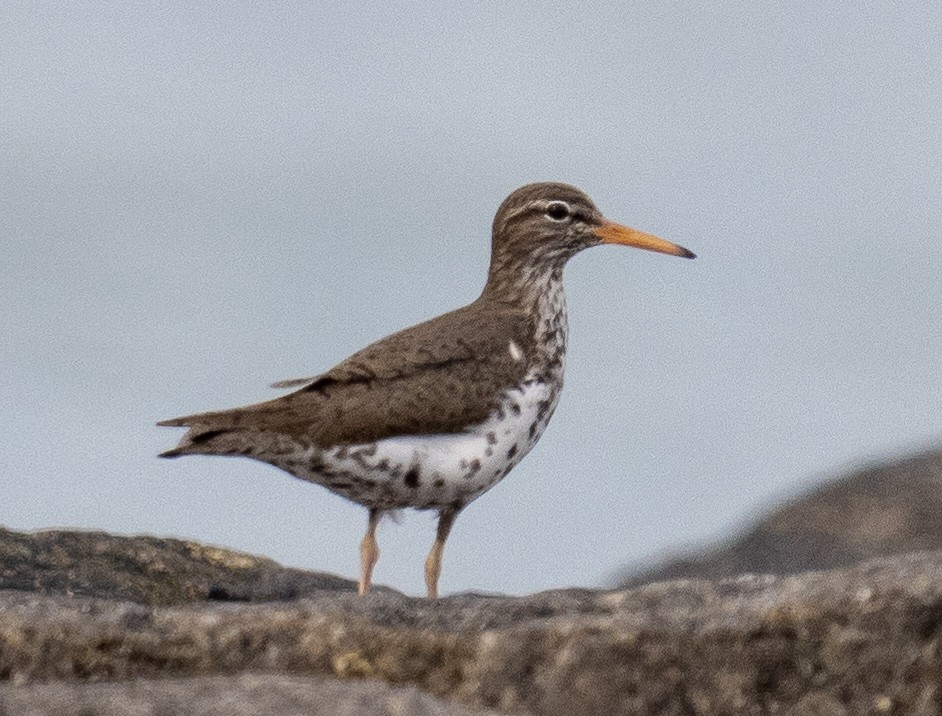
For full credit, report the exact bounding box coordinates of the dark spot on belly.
[434,478,445,488]
[469,459,481,474]
[528,423,537,439]
[350,445,378,466]
[510,402,521,416]
[404,466,421,488]
[486,432,497,445]
[485,448,493,457]
[506,444,518,459]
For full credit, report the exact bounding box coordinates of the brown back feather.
[159,295,534,448]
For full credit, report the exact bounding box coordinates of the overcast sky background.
[4,2,942,596]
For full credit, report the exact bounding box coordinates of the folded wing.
[158,300,532,456]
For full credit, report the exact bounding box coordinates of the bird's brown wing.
[158,300,534,451]
[269,303,498,389]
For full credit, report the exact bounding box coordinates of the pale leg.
[424,508,457,599]
[358,508,381,595]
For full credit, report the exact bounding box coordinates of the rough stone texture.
[0,674,499,716]
[0,527,358,605]
[621,447,942,587]
[2,521,942,714]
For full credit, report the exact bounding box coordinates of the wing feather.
[158,299,533,451]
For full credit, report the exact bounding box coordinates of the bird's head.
[490,182,694,276]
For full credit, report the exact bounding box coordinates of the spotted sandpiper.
[158,182,694,598]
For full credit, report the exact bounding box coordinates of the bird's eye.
[545,201,571,222]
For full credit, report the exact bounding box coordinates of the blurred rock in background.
[619,446,942,587]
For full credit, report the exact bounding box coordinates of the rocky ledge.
[1,527,941,714]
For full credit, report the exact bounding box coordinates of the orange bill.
[594,221,695,259]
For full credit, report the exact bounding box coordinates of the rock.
[620,447,942,587]
[2,522,942,715]
[0,526,357,605]
[0,674,499,716]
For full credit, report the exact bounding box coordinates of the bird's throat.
[529,270,569,384]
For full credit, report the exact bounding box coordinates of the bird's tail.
[157,427,227,457]
[157,407,264,459]
[158,391,312,459]
[157,426,249,459]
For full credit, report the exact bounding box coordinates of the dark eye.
[545,201,571,222]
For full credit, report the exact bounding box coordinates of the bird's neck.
[529,269,568,384]
[483,259,569,383]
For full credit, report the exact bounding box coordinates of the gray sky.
[4,2,942,596]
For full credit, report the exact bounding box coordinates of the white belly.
[300,378,560,510]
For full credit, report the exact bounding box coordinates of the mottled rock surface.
[0,674,499,716]
[621,447,942,587]
[0,527,357,604]
[2,527,942,714]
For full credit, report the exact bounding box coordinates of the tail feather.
[157,409,240,458]
[157,417,190,428]
[157,410,238,428]
[157,393,300,430]
[270,376,316,389]
[157,425,246,459]
[158,393,314,458]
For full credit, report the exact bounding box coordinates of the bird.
[158,182,695,598]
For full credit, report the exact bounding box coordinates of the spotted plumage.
[158,182,695,598]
